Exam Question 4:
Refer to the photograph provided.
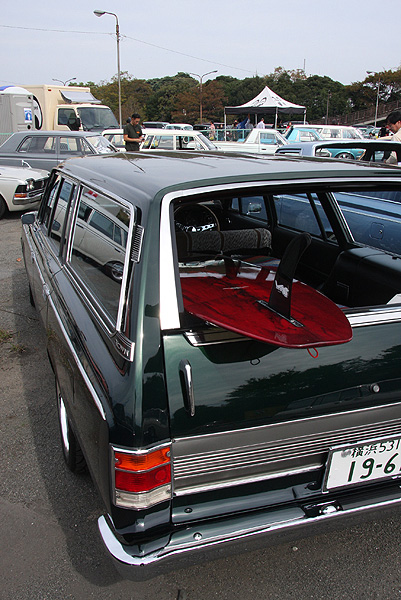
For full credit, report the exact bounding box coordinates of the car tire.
[56,380,87,473]
[336,152,353,160]
[0,195,7,220]
[106,261,124,282]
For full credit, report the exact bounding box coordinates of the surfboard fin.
[268,233,312,320]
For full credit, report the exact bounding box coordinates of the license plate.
[324,436,401,491]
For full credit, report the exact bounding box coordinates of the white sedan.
[0,165,49,219]
[103,128,217,152]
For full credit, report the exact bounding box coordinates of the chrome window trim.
[159,178,401,331]
[63,180,137,338]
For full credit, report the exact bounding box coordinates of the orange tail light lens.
[112,444,172,509]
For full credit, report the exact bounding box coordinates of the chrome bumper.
[98,485,401,580]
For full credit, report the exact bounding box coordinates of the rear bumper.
[98,484,401,580]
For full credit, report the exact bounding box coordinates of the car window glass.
[69,187,131,324]
[58,108,76,126]
[40,174,63,226]
[234,196,268,222]
[274,193,332,237]
[59,137,81,154]
[49,180,74,251]
[152,135,174,150]
[332,189,401,254]
[19,135,56,154]
[259,132,278,145]
[176,135,196,150]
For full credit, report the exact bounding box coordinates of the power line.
[0,24,255,75]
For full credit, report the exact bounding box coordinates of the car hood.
[0,165,49,180]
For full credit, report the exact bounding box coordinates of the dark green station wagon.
[21,150,401,578]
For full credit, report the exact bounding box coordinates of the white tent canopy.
[224,85,306,128]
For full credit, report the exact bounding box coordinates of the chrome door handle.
[179,359,195,417]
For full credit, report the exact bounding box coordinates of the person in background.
[377,110,401,163]
[209,121,216,140]
[123,113,144,151]
[385,110,401,142]
[256,117,265,129]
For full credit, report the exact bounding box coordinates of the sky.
[1,0,400,89]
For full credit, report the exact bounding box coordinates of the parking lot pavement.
[2,212,401,600]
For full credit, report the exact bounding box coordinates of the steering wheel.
[174,204,220,232]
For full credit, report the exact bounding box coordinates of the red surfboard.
[180,233,352,349]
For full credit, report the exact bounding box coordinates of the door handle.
[179,359,195,417]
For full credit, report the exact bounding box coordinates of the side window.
[274,193,332,237]
[142,135,154,149]
[59,137,81,154]
[58,108,75,127]
[49,180,74,252]
[18,135,56,154]
[39,174,62,227]
[69,187,132,324]
[233,196,268,222]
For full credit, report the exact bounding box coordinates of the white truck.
[21,84,119,132]
[214,127,288,154]
[0,86,35,144]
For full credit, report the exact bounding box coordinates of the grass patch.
[0,328,12,343]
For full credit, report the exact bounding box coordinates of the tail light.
[112,444,172,509]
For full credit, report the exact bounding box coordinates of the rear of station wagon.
[21,151,401,578]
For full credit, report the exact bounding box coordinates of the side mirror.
[247,202,262,215]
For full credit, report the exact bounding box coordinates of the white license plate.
[324,436,401,491]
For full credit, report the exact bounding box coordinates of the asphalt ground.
[1,211,401,600]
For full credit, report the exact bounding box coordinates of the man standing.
[123,113,144,151]
[256,118,265,129]
[385,110,401,142]
[381,110,401,164]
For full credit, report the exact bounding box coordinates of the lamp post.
[367,71,381,128]
[52,77,76,86]
[189,70,217,124]
[325,91,331,124]
[94,9,122,128]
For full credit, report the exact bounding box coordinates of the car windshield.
[76,107,119,131]
[87,135,117,154]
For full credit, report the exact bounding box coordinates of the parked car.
[285,125,364,141]
[165,123,193,130]
[141,128,217,151]
[102,128,125,151]
[102,128,217,152]
[276,139,401,162]
[214,128,288,154]
[285,127,322,143]
[0,164,49,219]
[0,131,117,171]
[21,151,401,579]
[142,121,169,129]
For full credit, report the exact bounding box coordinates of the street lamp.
[94,9,122,128]
[189,70,218,124]
[367,71,381,128]
[52,77,76,86]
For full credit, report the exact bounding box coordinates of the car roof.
[58,152,401,208]
[6,130,103,139]
[143,128,200,135]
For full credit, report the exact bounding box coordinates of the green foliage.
[80,67,401,126]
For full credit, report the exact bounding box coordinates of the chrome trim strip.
[172,405,401,493]
[346,307,401,327]
[173,465,318,496]
[46,290,107,421]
